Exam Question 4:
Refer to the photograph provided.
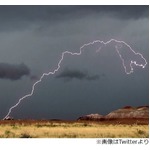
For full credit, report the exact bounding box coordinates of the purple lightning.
[3,39,147,120]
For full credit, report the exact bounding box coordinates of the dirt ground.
[0,118,148,125]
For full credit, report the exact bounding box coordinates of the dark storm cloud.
[0,5,148,20]
[56,68,100,81]
[0,63,30,80]
[30,75,38,81]
[0,5,148,31]
[83,5,149,19]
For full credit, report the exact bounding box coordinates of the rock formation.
[77,113,104,121]
[77,106,149,121]
[105,106,149,119]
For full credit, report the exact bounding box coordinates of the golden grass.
[0,122,148,138]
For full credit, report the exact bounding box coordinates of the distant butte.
[105,105,149,119]
[77,106,149,121]
[77,113,104,121]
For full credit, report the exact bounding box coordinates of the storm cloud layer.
[0,6,148,20]
[0,5,148,119]
[0,63,30,80]
[0,5,148,31]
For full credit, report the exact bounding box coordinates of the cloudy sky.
[0,5,149,120]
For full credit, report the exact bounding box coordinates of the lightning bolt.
[3,39,147,120]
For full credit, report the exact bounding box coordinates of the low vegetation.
[0,121,148,138]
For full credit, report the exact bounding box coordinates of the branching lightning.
[3,39,147,120]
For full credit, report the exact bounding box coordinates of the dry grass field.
[0,120,149,138]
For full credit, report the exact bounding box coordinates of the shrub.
[20,133,32,138]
